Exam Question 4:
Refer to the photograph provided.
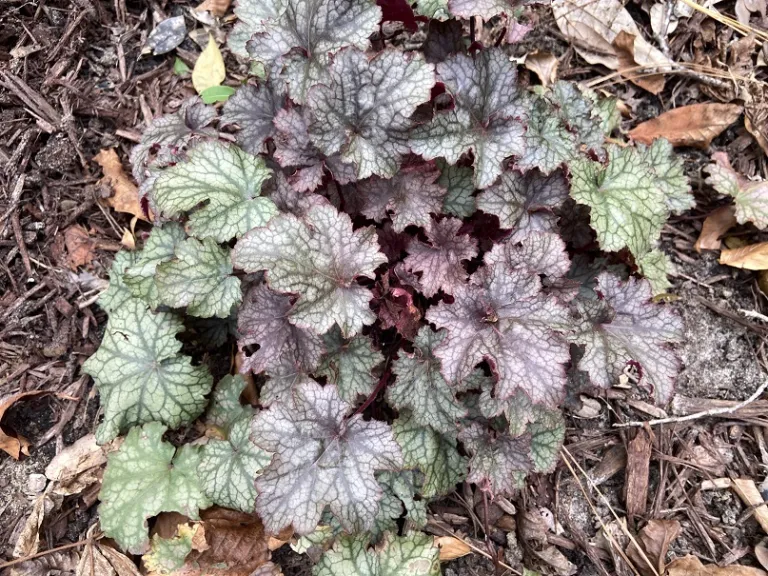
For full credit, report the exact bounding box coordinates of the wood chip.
[625,428,652,518]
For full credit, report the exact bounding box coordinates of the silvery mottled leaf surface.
[251,381,403,534]
[314,533,440,576]
[403,217,477,298]
[246,0,382,103]
[706,151,768,228]
[572,273,683,404]
[198,416,271,512]
[393,412,466,497]
[98,250,138,314]
[206,374,252,433]
[427,254,571,407]
[459,422,531,495]
[410,48,526,189]
[308,48,435,180]
[437,159,476,218]
[99,423,210,553]
[220,83,286,154]
[516,97,577,174]
[237,283,325,376]
[357,164,447,232]
[233,202,387,336]
[83,300,213,443]
[477,169,568,241]
[124,223,186,309]
[146,16,187,55]
[388,327,465,434]
[316,326,384,402]
[155,237,242,318]
[152,141,276,242]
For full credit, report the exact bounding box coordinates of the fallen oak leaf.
[629,103,743,148]
[552,0,671,93]
[626,519,681,576]
[720,242,768,270]
[694,205,737,252]
[612,31,665,94]
[667,555,767,576]
[0,391,47,459]
[94,148,151,221]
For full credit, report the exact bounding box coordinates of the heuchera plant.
[85,0,688,572]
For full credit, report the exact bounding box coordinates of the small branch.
[352,364,391,417]
[615,377,768,428]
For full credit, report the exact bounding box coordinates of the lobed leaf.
[307,48,435,180]
[152,141,276,242]
[403,217,478,298]
[477,169,568,242]
[155,237,242,318]
[246,0,382,103]
[83,299,213,443]
[237,283,325,376]
[705,151,768,229]
[98,250,138,314]
[123,223,186,309]
[220,83,286,154]
[410,48,526,189]
[572,273,683,404]
[317,326,384,402]
[233,202,387,336]
[388,327,465,434]
[99,423,210,553]
[393,412,466,498]
[459,423,531,496]
[251,381,403,534]
[356,164,447,233]
[437,159,476,218]
[199,416,272,512]
[314,532,440,576]
[206,374,253,433]
[427,252,571,407]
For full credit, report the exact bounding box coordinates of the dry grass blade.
[560,447,659,576]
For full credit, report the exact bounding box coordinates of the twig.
[615,377,768,428]
[560,447,658,576]
[0,538,91,570]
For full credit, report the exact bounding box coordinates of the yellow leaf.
[192,34,225,94]
[434,536,471,561]
[720,242,768,270]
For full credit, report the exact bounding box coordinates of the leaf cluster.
[89,0,688,572]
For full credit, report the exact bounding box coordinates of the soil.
[3,0,768,575]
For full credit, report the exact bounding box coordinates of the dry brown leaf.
[152,508,271,576]
[0,391,46,459]
[45,433,108,496]
[94,149,150,222]
[534,545,577,576]
[552,0,671,93]
[525,51,559,87]
[11,550,79,576]
[745,105,768,157]
[720,242,768,270]
[756,540,768,572]
[64,224,97,269]
[434,536,471,561]
[626,519,681,576]
[732,478,768,534]
[695,205,737,252]
[12,494,51,558]
[629,103,743,148]
[667,555,767,575]
[78,536,142,576]
[612,31,664,94]
[195,0,232,16]
[624,428,652,519]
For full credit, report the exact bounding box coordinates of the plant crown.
[87,0,687,572]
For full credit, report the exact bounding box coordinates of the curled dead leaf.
[720,242,768,270]
[434,536,471,561]
[525,51,559,87]
[552,0,671,93]
[612,31,665,94]
[626,519,681,576]
[45,433,109,496]
[694,205,737,252]
[667,555,767,575]
[629,103,743,148]
[64,225,97,270]
[0,391,47,459]
[94,149,151,222]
